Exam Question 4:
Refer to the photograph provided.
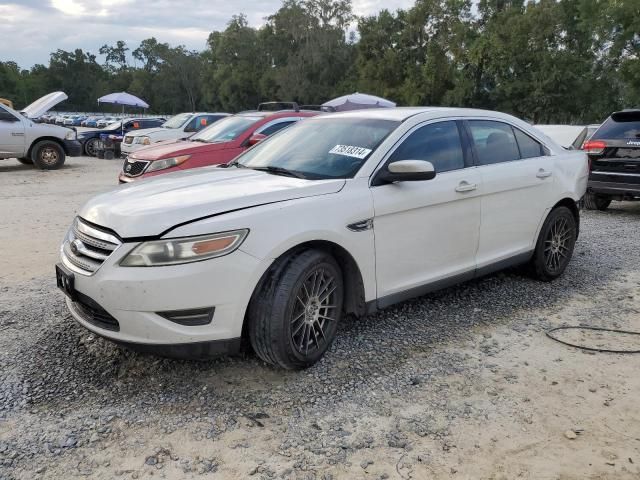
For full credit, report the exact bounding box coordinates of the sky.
[0,0,414,69]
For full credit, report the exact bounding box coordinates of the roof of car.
[316,107,520,122]
[236,110,319,118]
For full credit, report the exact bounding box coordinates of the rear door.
[465,120,555,267]
[0,106,25,159]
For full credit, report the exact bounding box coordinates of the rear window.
[593,111,640,140]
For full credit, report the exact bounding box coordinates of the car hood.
[80,167,345,238]
[129,139,231,160]
[21,91,68,119]
[125,127,166,138]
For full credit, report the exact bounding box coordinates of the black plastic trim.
[157,307,215,326]
[370,251,533,312]
[100,335,241,360]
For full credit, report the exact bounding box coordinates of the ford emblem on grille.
[70,239,83,255]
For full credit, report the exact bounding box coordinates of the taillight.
[583,140,606,154]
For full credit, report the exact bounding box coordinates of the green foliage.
[0,0,637,122]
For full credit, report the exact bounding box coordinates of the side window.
[388,121,465,173]
[514,127,544,158]
[260,120,296,137]
[203,115,224,128]
[571,128,587,150]
[184,117,199,133]
[468,120,520,165]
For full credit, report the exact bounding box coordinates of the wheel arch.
[241,239,367,342]
[28,136,66,158]
[552,197,580,238]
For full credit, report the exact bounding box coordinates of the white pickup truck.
[0,92,82,169]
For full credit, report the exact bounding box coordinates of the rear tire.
[248,249,344,369]
[31,141,65,170]
[529,206,577,281]
[17,157,33,165]
[584,192,611,211]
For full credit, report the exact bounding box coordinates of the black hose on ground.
[546,326,640,354]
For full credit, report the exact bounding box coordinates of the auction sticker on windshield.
[329,145,372,159]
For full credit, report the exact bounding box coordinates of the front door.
[0,107,25,159]
[371,120,482,304]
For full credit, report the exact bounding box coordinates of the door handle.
[536,169,552,179]
[455,181,477,192]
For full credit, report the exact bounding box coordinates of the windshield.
[162,113,192,129]
[190,115,262,143]
[105,121,122,130]
[236,117,399,179]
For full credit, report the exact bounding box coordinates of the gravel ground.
[1,157,640,479]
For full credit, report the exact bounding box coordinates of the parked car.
[534,124,600,150]
[0,91,82,169]
[57,107,587,367]
[119,110,317,182]
[121,112,229,155]
[84,116,104,128]
[96,117,117,128]
[81,116,100,127]
[77,117,166,156]
[583,109,640,210]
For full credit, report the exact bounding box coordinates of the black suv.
[584,110,640,210]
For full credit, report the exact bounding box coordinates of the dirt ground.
[1,156,639,480]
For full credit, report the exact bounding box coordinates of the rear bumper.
[588,180,640,198]
[63,139,83,157]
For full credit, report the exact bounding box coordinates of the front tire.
[584,192,611,211]
[84,138,99,157]
[31,141,65,170]
[530,206,577,281]
[248,249,344,369]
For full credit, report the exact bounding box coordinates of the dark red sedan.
[119,110,319,183]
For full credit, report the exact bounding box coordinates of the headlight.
[65,130,76,140]
[145,155,191,173]
[120,229,249,267]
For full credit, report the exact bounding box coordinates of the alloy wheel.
[86,139,97,156]
[543,216,574,274]
[290,268,338,356]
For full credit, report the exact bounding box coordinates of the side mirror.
[375,160,436,185]
[248,133,267,146]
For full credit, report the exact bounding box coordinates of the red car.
[119,110,319,182]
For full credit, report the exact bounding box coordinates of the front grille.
[123,157,150,177]
[70,292,120,331]
[61,217,121,275]
[123,136,134,144]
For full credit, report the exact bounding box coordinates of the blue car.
[84,117,103,128]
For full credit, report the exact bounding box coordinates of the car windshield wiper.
[250,166,308,179]
[190,138,208,143]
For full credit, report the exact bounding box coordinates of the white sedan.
[57,108,588,368]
